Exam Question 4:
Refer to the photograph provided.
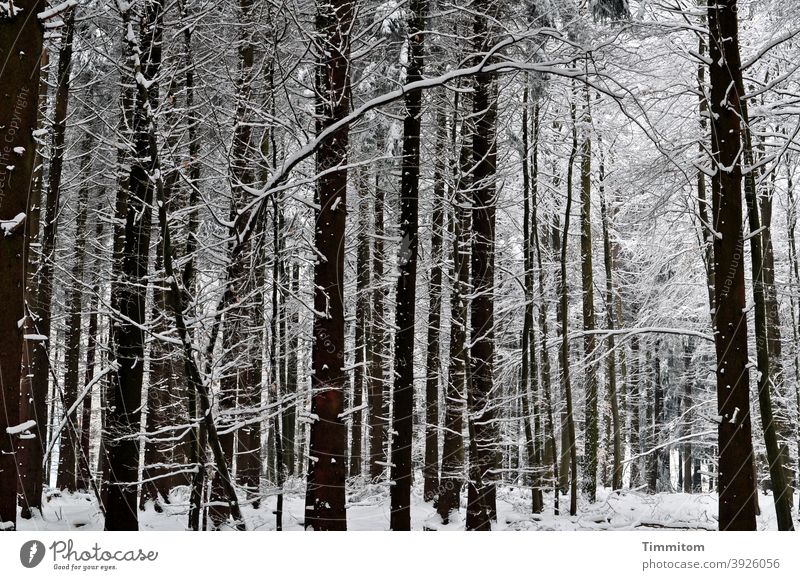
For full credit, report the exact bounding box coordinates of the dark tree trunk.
[437,92,469,525]
[389,0,427,531]
[629,336,641,488]
[350,168,370,478]
[739,101,794,530]
[423,105,446,502]
[466,0,499,531]
[521,83,543,513]
[103,0,165,531]
[57,130,93,493]
[532,108,559,514]
[368,133,387,481]
[0,0,46,530]
[78,230,101,494]
[285,263,299,477]
[557,98,579,516]
[304,0,354,531]
[598,150,622,491]
[17,3,72,518]
[178,0,206,529]
[682,340,693,494]
[758,166,795,505]
[707,0,757,531]
[579,89,598,503]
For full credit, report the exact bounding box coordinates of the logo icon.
[20,540,46,568]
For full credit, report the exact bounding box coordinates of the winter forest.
[1,0,799,534]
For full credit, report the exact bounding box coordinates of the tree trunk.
[368,133,387,481]
[533,109,559,514]
[56,130,93,493]
[740,101,794,530]
[423,104,446,502]
[17,3,73,518]
[579,88,599,503]
[598,148,622,491]
[707,0,757,531]
[389,0,427,531]
[758,169,795,505]
[466,0,499,531]
[350,170,369,478]
[558,97,579,516]
[629,335,641,488]
[103,0,164,531]
[0,0,46,530]
[78,221,102,493]
[285,263,299,477]
[436,92,469,525]
[521,83,543,513]
[304,0,354,531]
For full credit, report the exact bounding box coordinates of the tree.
[103,0,165,531]
[18,2,76,517]
[389,0,427,531]
[0,0,46,531]
[423,102,446,502]
[579,85,599,502]
[707,0,757,531]
[466,0,499,531]
[304,0,355,532]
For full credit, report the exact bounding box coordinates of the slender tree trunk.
[17,4,73,518]
[437,92,470,525]
[285,263,299,477]
[78,224,102,493]
[740,101,794,530]
[521,83,543,513]
[629,335,641,488]
[103,0,165,531]
[682,340,693,494]
[423,105,446,502]
[178,0,206,529]
[579,89,598,502]
[389,0,427,530]
[707,0,757,531]
[598,149,622,491]
[532,109,559,515]
[558,98,579,517]
[368,133,387,480]
[350,169,370,478]
[304,0,354,531]
[759,172,795,505]
[56,130,93,493]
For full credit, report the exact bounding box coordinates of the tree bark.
[0,0,46,530]
[350,169,369,478]
[423,104,446,502]
[579,88,599,502]
[707,0,757,531]
[436,92,469,525]
[558,97,579,516]
[304,0,354,531]
[103,0,164,531]
[598,148,622,491]
[17,3,72,518]
[389,0,427,531]
[56,130,93,493]
[740,100,794,530]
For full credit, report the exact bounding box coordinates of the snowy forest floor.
[15,477,793,531]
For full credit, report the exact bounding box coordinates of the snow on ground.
[15,477,792,531]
